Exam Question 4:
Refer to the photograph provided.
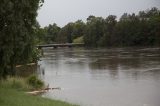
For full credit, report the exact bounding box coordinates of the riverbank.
[0,77,78,106]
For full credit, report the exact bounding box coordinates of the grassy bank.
[0,77,78,106]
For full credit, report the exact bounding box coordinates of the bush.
[27,75,44,90]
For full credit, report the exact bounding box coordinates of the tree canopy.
[0,0,43,78]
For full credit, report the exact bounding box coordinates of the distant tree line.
[36,20,86,44]
[37,7,160,47]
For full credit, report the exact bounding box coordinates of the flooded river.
[38,47,160,106]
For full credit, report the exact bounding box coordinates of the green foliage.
[84,7,160,47]
[73,36,84,43]
[27,75,44,90]
[71,20,86,40]
[34,23,47,44]
[0,0,44,78]
[33,7,160,48]
[84,16,105,47]
[38,7,159,48]
[38,20,86,44]
[61,23,74,43]
[44,23,61,44]
[29,48,41,63]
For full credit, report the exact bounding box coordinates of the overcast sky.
[37,0,160,27]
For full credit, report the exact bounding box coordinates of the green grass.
[0,77,78,106]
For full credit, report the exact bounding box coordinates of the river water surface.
[38,47,160,106]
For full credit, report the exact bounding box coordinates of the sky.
[37,0,160,27]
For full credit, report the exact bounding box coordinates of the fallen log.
[26,90,47,95]
[26,87,61,95]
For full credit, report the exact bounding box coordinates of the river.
[38,47,160,106]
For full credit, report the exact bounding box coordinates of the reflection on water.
[38,47,160,106]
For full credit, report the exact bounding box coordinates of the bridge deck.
[37,43,84,49]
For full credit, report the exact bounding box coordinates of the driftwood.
[26,87,61,95]
[26,90,47,95]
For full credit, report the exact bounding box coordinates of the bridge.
[37,43,84,49]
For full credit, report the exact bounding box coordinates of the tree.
[100,15,117,46]
[35,25,47,44]
[56,23,74,43]
[44,23,61,43]
[0,0,43,78]
[71,20,86,40]
[84,16,105,47]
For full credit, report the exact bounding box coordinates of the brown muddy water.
[37,47,160,106]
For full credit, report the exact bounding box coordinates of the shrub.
[27,75,44,90]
